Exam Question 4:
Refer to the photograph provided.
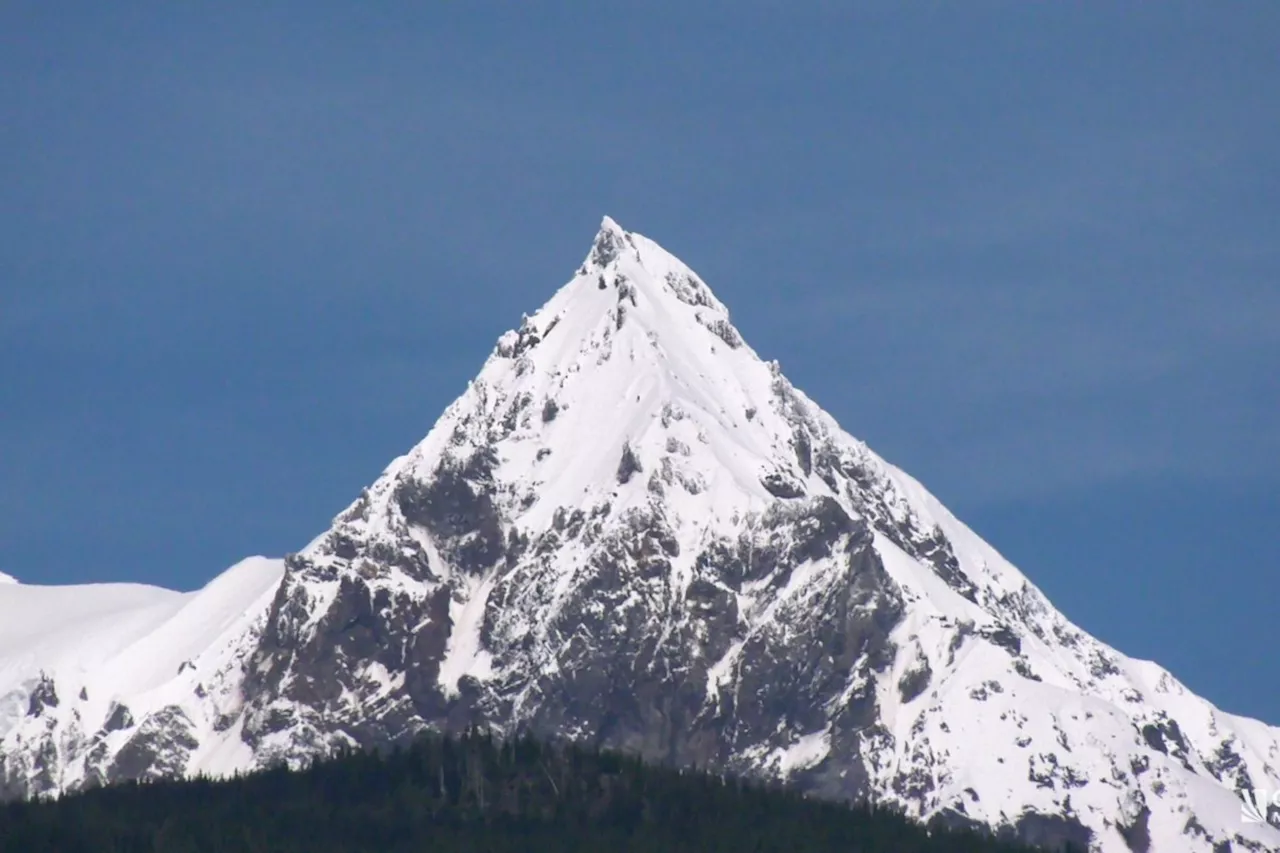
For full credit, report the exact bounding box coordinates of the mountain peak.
[5,221,1277,853]
[386,218,803,534]
[578,216,728,311]
[262,221,1276,853]
[598,213,624,237]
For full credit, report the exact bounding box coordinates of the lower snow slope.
[0,558,284,794]
[864,468,1280,853]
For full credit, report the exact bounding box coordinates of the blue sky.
[2,3,1276,722]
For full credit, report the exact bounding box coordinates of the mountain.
[1,218,1277,852]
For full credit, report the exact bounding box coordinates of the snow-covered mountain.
[2,218,1277,852]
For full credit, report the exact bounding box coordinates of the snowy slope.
[0,558,284,794]
[1,218,1276,852]
[0,572,16,585]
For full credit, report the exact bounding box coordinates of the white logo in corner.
[1241,788,1280,825]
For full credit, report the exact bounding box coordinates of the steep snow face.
[2,218,1277,852]
[0,572,16,585]
[0,558,284,796]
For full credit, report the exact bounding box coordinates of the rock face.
[2,218,1279,852]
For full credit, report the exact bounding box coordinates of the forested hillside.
[0,731,1067,852]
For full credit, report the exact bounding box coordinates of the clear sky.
[2,4,1276,723]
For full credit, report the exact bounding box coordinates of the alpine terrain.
[2,218,1277,852]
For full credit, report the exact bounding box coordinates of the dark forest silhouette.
[0,730,1077,852]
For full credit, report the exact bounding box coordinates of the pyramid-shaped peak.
[384,216,780,527]
[578,217,730,320]
[490,218,744,380]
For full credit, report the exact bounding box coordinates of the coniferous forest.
[0,731,1072,853]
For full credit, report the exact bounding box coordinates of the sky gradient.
[2,3,1277,723]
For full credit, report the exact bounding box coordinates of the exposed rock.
[26,674,58,717]
[103,703,134,733]
[1010,811,1094,852]
[616,442,643,485]
[108,706,200,784]
[1119,806,1153,853]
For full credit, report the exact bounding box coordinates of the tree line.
[0,730,1075,852]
